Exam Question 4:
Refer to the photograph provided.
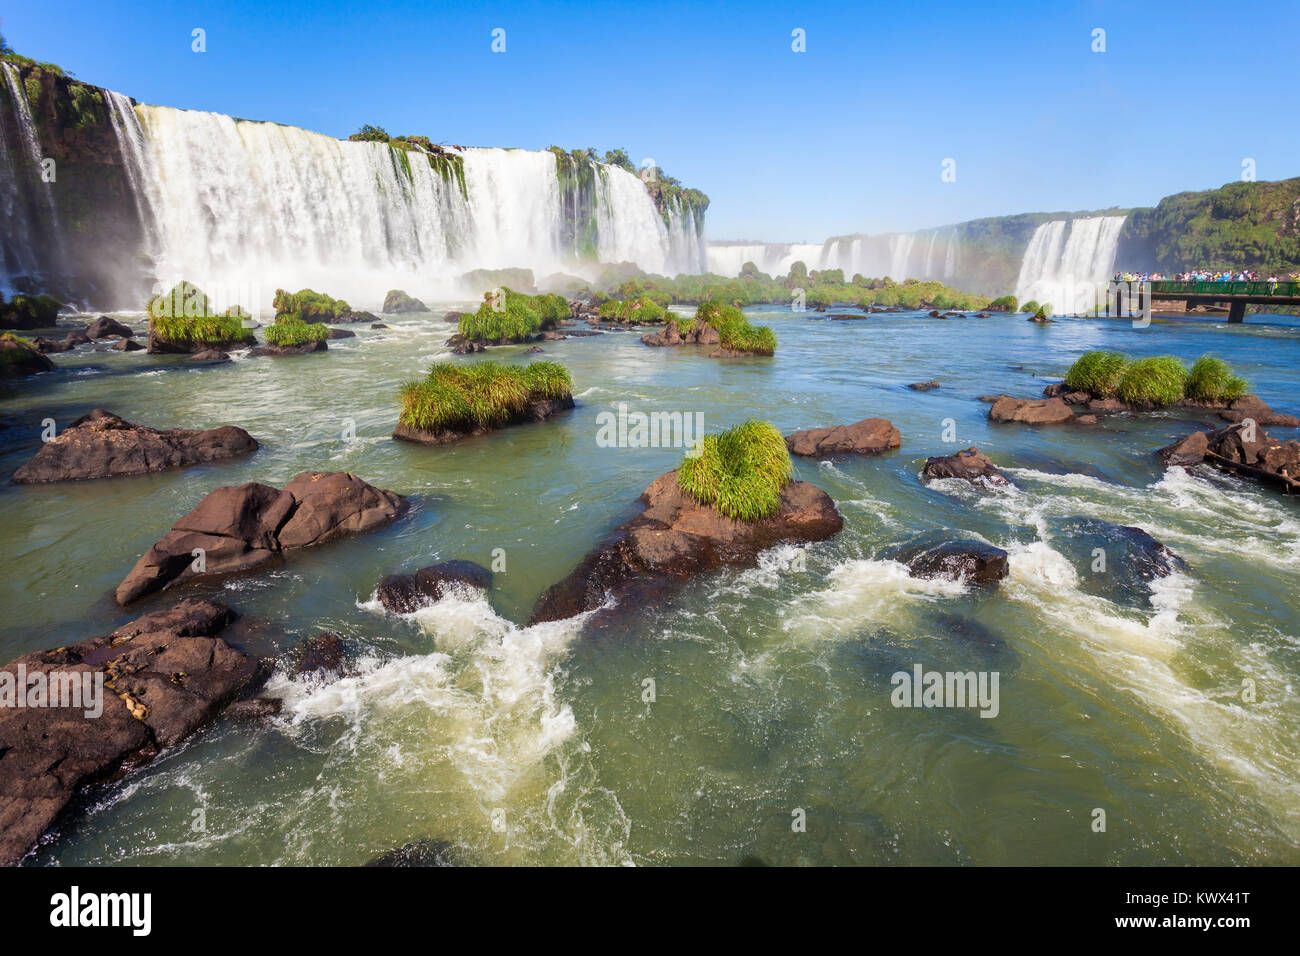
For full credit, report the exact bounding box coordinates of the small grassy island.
[395,359,575,444]
[262,315,331,348]
[0,291,63,330]
[455,288,571,345]
[642,301,777,356]
[596,295,670,325]
[147,281,255,353]
[273,288,351,323]
[678,420,793,521]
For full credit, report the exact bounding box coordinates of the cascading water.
[1014,216,1125,314]
[126,104,701,309]
[707,228,964,283]
[103,91,161,258]
[0,62,66,285]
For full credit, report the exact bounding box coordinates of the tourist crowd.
[1113,270,1295,286]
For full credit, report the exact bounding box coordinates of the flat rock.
[988,395,1074,424]
[115,471,408,604]
[530,471,843,623]
[0,598,267,866]
[1217,395,1299,428]
[922,446,1011,486]
[785,418,901,457]
[13,409,258,484]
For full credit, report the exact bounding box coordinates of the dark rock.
[365,839,460,867]
[370,322,388,329]
[190,348,231,363]
[443,312,463,324]
[907,380,939,391]
[1217,395,1300,428]
[64,332,90,347]
[988,395,1074,424]
[148,329,256,354]
[326,327,356,339]
[785,418,901,457]
[1087,397,1130,414]
[450,338,486,354]
[86,315,134,339]
[1075,414,1098,425]
[13,409,258,484]
[524,346,544,353]
[382,290,428,314]
[530,471,843,623]
[888,536,1009,586]
[335,310,378,324]
[0,334,54,376]
[1042,383,1066,397]
[922,447,1011,487]
[393,396,574,446]
[1157,430,1208,467]
[376,560,493,614]
[247,340,328,357]
[114,471,408,604]
[225,697,282,719]
[0,598,266,866]
[32,336,71,353]
[1049,518,1185,607]
[289,632,349,677]
[113,337,144,351]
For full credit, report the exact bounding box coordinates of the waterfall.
[104,91,161,258]
[1014,216,1125,313]
[1,62,66,284]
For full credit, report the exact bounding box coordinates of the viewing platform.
[1109,279,1300,322]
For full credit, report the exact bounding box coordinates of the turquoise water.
[1,307,1297,865]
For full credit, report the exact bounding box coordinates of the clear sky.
[5,0,1298,241]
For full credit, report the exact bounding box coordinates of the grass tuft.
[1064,351,1130,396]
[694,301,776,355]
[1116,356,1189,407]
[457,289,569,342]
[273,288,350,322]
[399,360,573,433]
[597,296,670,324]
[263,316,329,347]
[1185,354,1249,403]
[677,419,793,522]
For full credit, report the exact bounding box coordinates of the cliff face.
[1116,178,1300,275]
[1,61,152,306]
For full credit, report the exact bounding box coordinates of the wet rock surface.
[922,447,1011,486]
[785,418,901,457]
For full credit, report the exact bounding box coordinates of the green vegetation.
[349,124,390,142]
[458,288,569,342]
[677,420,793,522]
[693,302,777,355]
[273,288,350,323]
[1185,355,1249,403]
[1064,351,1129,397]
[1020,300,1040,314]
[147,282,248,345]
[263,316,329,347]
[597,296,670,324]
[0,292,62,328]
[398,360,573,433]
[988,295,1018,312]
[1116,356,1190,407]
[346,127,468,198]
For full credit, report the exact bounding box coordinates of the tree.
[602,148,634,172]
[349,124,390,143]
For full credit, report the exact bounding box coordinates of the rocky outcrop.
[13,409,258,484]
[988,395,1074,424]
[148,329,256,354]
[785,418,901,457]
[640,318,719,348]
[383,290,428,314]
[376,560,493,613]
[1216,395,1300,428]
[86,315,134,339]
[1158,423,1300,492]
[907,380,939,391]
[0,599,268,866]
[247,340,328,357]
[530,471,843,623]
[393,396,574,446]
[115,471,408,604]
[888,536,1009,586]
[1049,518,1185,607]
[922,447,1011,486]
[0,334,54,376]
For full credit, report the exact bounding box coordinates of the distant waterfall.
[706,228,963,282]
[1014,216,1125,313]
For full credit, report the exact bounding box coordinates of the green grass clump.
[1185,355,1249,403]
[1020,300,1040,314]
[457,288,567,342]
[1065,351,1130,396]
[273,288,350,322]
[1116,356,1189,407]
[598,296,670,324]
[263,317,329,347]
[694,301,776,355]
[399,360,573,433]
[677,420,793,522]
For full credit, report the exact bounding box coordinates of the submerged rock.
[365,839,462,867]
[112,338,144,351]
[376,560,493,614]
[288,632,350,677]
[785,418,901,457]
[922,447,1011,486]
[115,471,408,604]
[1049,517,1185,607]
[13,409,258,484]
[887,535,1009,586]
[907,380,939,391]
[190,348,231,363]
[0,598,268,866]
[247,339,328,357]
[530,471,843,624]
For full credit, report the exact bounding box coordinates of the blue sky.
[6,0,1298,240]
